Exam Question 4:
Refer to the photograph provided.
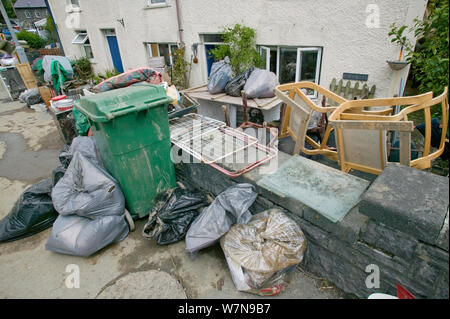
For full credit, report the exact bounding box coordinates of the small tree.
[44,15,58,44]
[210,24,262,76]
[171,46,190,89]
[389,0,449,96]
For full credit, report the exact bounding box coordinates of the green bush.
[210,24,262,76]
[17,30,45,49]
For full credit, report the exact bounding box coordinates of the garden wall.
[176,153,449,298]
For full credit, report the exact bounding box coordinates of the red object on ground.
[51,95,67,102]
[397,284,415,299]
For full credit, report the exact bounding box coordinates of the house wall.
[47,0,427,98]
[15,8,48,30]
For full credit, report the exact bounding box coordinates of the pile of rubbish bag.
[19,88,43,106]
[46,151,129,257]
[208,58,279,99]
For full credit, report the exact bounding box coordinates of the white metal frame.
[72,33,89,44]
[147,42,178,66]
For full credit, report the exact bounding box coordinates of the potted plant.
[387,24,411,70]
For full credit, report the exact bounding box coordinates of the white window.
[148,0,166,5]
[72,32,93,59]
[260,45,322,97]
[25,10,32,18]
[35,10,41,18]
[147,43,178,66]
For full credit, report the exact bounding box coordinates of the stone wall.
[176,158,449,299]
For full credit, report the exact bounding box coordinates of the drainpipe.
[175,0,183,46]
[44,0,65,55]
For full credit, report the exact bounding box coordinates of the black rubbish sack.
[225,68,254,97]
[0,178,57,243]
[142,188,209,245]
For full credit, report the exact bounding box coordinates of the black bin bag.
[0,178,57,243]
[225,68,254,97]
[142,188,209,245]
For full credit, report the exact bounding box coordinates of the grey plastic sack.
[51,152,125,219]
[207,56,232,94]
[185,183,257,257]
[47,152,128,257]
[45,214,128,257]
[59,136,99,169]
[243,68,279,99]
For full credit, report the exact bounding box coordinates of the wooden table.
[183,85,282,128]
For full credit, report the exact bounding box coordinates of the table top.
[182,85,282,110]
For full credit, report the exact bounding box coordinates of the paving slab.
[257,155,370,223]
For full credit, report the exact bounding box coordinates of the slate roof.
[13,0,47,9]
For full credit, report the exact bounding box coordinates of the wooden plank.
[16,63,37,89]
[38,86,53,107]
[399,131,411,166]
[330,120,414,132]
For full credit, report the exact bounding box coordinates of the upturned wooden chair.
[328,88,447,174]
[275,82,396,161]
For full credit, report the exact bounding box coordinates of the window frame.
[146,42,179,66]
[258,45,322,98]
[148,0,167,7]
[25,10,32,18]
[72,32,93,59]
[34,10,41,18]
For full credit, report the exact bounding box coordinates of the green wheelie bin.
[76,83,176,219]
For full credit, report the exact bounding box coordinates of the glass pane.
[300,50,318,82]
[151,0,166,3]
[170,44,178,64]
[279,47,297,84]
[84,45,93,59]
[159,44,169,66]
[260,48,267,70]
[269,49,277,74]
[203,34,223,43]
[72,33,88,44]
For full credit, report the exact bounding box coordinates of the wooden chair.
[275,82,394,161]
[328,88,447,174]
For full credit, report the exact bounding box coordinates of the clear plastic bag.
[185,183,257,257]
[243,68,279,99]
[220,209,307,296]
[207,57,232,94]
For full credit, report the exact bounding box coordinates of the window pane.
[300,50,318,82]
[158,44,171,66]
[260,48,267,70]
[84,45,93,59]
[150,0,166,3]
[269,49,277,74]
[203,34,223,43]
[71,0,80,6]
[279,47,297,84]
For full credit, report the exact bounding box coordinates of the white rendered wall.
[48,0,427,98]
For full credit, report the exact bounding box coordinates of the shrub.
[16,30,45,49]
[210,24,262,76]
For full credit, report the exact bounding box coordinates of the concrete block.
[359,164,449,245]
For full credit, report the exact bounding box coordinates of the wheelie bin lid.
[76,83,173,123]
